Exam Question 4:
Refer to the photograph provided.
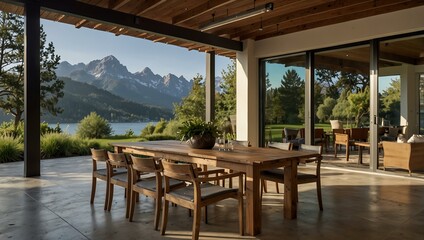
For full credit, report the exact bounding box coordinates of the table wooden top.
[111,140,321,166]
[354,141,383,147]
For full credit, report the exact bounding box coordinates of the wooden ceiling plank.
[250,0,423,40]
[232,0,371,39]
[29,0,242,51]
[132,0,167,16]
[172,0,237,24]
[108,0,131,10]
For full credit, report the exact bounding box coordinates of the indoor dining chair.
[128,155,186,230]
[260,144,323,210]
[160,161,244,240]
[261,142,293,194]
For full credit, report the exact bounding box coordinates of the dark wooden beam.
[0,0,242,51]
[24,1,40,177]
[40,0,242,51]
[172,0,237,24]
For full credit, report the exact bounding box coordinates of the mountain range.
[55,55,192,109]
[42,77,173,123]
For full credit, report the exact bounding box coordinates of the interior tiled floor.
[0,154,423,240]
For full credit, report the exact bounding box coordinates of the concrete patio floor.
[0,154,423,240]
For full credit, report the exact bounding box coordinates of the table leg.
[358,146,363,164]
[284,159,298,219]
[244,166,261,235]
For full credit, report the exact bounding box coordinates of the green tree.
[348,87,370,127]
[76,112,112,139]
[215,60,236,123]
[0,12,64,130]
[278,69,304,123]
[317,97,337,123]
[173,74,205,122]
[332,91,351,121]
[380,78,400,125]
[315,68,339,99]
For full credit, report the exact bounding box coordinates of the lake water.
[49,122,156,135]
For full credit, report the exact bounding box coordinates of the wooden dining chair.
[260,144,323,211]
[90,148,111,209]
[106,151,131,218]
[160,161,244,240]
[261,142,293,194]
[334,132,350,161]
[128,155,186,229]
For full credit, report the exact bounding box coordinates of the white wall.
[236,39,259,146]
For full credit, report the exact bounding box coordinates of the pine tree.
[215,60,236,123]
[278,69,304,123]
[173,74,205,122]
[0,12,64,130]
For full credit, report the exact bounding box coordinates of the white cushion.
[407,134,424,143]
[397,135,407,143]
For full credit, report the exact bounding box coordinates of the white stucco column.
[400,64,418,138]
[236,39,259,146]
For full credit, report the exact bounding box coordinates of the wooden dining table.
[110,140,321,236]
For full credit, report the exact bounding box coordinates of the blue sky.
[41,20,232,80]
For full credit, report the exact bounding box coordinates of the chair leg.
[238,194,244,236]
[275,182,279,193]
[154,194,161,230]
[346,146,349,161]
[160,200,169,235]
[129,190,136,222]
[90,177,96,204]
[192,206,202,240]
[104,180,109,210]
[125,187,131,218]
[317,180,323,211]
[203,206,208,224]
[107,184,114,211]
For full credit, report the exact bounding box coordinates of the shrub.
[76,112,112,139]
[41,133,104,158]
[162,119,181,137]
[41,133,75,158]
[143,134,178,141]
[153,119,167,134]
[0,136,23,163]
[125,128,134,137]
[140,122,155,137]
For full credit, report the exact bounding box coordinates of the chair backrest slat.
[130,155,158,173]
[269,142,293,151]
[107,152,128,168]
[162,161,195,182]
[91,148,108,161]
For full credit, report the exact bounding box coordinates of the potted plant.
[178,118,219,149]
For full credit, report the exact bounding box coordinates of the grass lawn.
[94,136,145,149]
[265,123,335,142]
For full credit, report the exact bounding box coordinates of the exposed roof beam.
[230,0,368,39]
[75,19,87,28]
[380,52,417,65]
[172,0,237,24]
[108,0,131,10]
[131,0,167,16]
[23,0,242,51]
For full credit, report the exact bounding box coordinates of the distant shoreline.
[49,122,157,135]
